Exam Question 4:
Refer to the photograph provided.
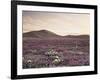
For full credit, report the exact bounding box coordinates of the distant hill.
[65,35,89,38]
[23,30,61,38]
[23,30,89,39]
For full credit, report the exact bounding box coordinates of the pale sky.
[22,11,90,36]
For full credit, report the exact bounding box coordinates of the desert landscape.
[22,30,89,69]
[22,11,90,69]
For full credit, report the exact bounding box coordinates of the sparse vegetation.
[23,30,89,69]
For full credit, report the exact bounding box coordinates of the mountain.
[65,35,89,38]
[23,30,89,39]
[23,30,61,38]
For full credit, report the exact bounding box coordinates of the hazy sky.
[22,11,90,36]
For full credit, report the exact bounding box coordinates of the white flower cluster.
[45,49,63,64]
[45,49,58,55]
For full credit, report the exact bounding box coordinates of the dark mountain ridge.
[65,35,89,38]
[23,30,89,38]
[23,30,61,38]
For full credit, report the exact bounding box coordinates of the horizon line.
[23,29,89,36]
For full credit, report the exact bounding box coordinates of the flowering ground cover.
[23,37,89,69]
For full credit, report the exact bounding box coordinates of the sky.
[22,11,90,36]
